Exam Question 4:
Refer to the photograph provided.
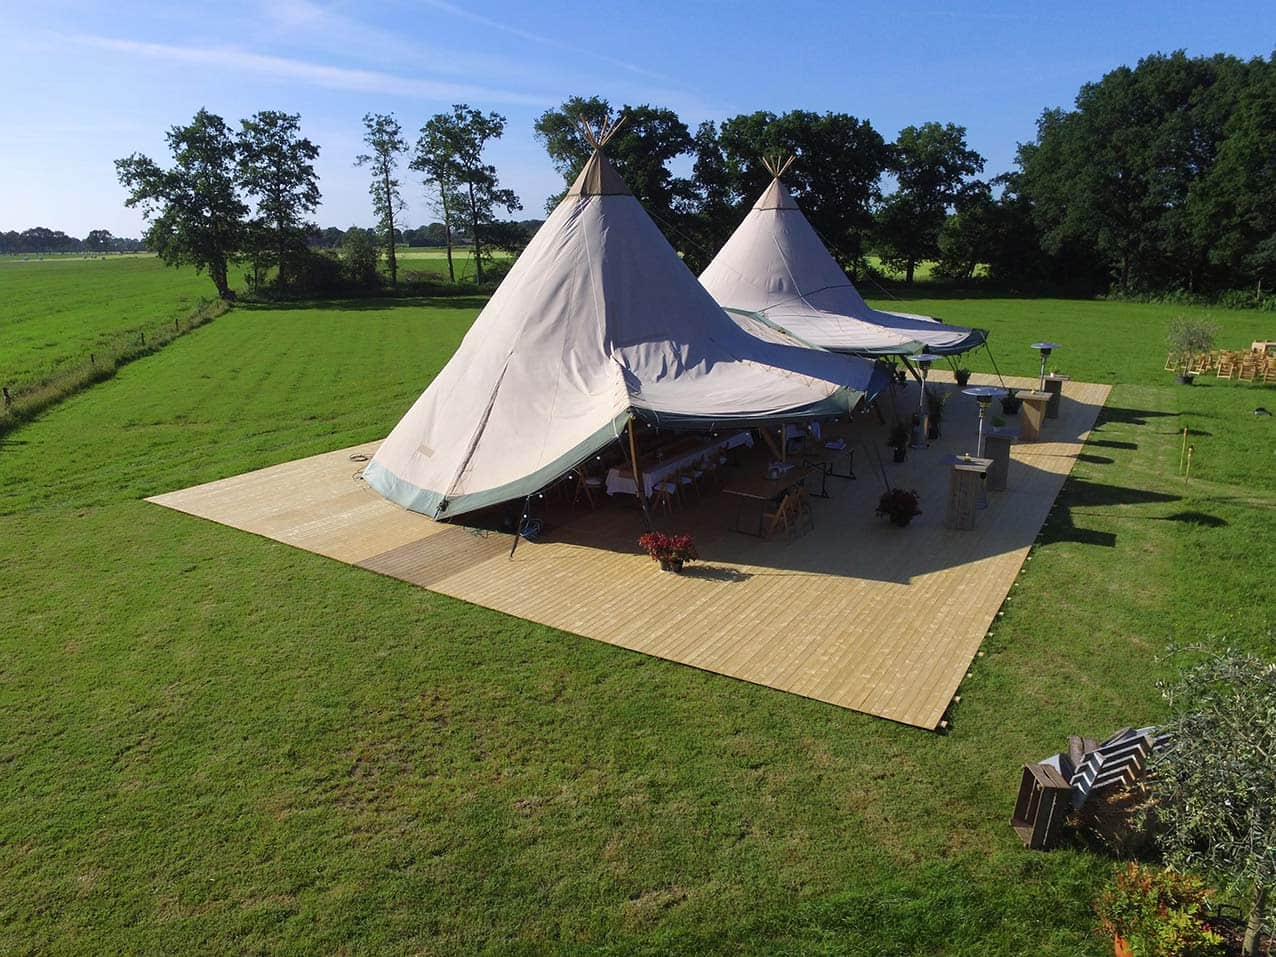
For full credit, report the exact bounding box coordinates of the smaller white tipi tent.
[699,157,988,357]
[364,126,879,520]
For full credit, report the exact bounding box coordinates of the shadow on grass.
[1095,406,1177,427]
[1088,439,1138,451]
[1156,510,1228,528]
[1076,453,1114,465]
[1040,478,1182,548]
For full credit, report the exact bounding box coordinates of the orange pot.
[1113,935,1132,957]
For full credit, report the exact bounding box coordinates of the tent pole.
[626,416,654,531]
[509,493,533,560]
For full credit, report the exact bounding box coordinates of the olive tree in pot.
[925,387,948,440]
[1148,649,1276,956]
[953,367,972,387]
[1000,389,1022,415]
[1167,316,1218,385]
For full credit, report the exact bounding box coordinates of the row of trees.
[114,49,1273,301]
[116,105,524,298]
[531,50,1273,296]
[1,227,144,255]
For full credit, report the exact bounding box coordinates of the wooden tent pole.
[626,416,654,531]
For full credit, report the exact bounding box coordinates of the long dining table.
[605,430,753,499]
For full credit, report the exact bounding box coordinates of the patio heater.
[910,352,943,449]
[1031,342,1061,391]
[962,385,1007,458]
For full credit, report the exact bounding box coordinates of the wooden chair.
[1188,352,1210,375]
[1217,351,1238,380]
[573,470,605,509]
[1164,351,1178,372]
[651,480,678,515]
[675,467,699,503]
[1263,357,1276,385]
[1239,355,1259,382]
[762,493,795,541]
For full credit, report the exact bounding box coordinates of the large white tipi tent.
[699,158,988,357]
[364,130,879,521]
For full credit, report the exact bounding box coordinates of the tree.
[717,110,890,272]
[339,227,380,288]
[535,96,694,249]
[876,122,984,284]
[84,229,113,253]
[115,108,246,298]
[935,182,996,282]
[237,111,321,293]
[1150,650,1276,956]
[1016,52,1259,294]
[411,115,469,282]
[355,113,406,287]
[418,105,520,282]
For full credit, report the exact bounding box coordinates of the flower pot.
[955,374,971,387]
[890,514,913,527]
[892,447,907,463]
[1175,374,1195,385]
[1113,935,1132,957]
[1000,398,1021,415]
[927,422,940,440]
[659,558,684,573]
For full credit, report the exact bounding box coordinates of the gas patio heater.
[1031,342,1061,391]
[910,352,943,449]
[962,385,1008,458]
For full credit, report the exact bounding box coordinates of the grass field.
[1,286,1273,953]
[0,255,219,395]
[395,247,512,283]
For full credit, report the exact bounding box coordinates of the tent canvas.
[364,147,879,521]
[699,172,988,357]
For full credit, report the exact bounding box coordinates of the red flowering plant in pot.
[876,488,922,527]
[637,532,699,572]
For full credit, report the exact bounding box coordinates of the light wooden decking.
[148,373,1110,729]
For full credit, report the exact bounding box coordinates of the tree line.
[1,228,145,255]
[113,49,1274,303]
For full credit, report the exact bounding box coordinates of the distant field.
[0,255,219,393]
[1,272,1272,953]
[394,246,512,281]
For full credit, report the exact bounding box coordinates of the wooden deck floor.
[148,373,1109,729]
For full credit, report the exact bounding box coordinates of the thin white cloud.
[415,0,673,83]
[66,33,558,107]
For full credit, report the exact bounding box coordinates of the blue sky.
[2,0,1272,237]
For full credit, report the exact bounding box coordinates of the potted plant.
[1094,863,1224,957]
[954,367,972,387]
[888,422,909,462]
[1167,316,1218,385]
[991,415,1007,430]
[637,531,699,573]
[1000,388,1022,415]
[925,387,948,440]
[894,367,908,385]
[876,487,922,527]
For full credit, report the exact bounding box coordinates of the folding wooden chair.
[573,470,604,509]
[1263,357,1276,385]
[651,480,678,515]
[1216,351,1237,380]
[1164,352,1178,372]
[1239,355,1259,382]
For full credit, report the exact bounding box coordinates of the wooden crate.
[1011,763,1072,850]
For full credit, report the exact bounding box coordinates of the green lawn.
[394,247,513,283]
[0,255,222,394]
[0,290,1273,954]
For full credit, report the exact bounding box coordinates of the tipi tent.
[364,131,879,521]
[699,158,988,357]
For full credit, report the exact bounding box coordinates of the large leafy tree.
[237,111,320,293]
[115,108,246,299]
[534,96,694,242]
[410,117,465,283]
[415,105,519,282]
[1190,54,1276,296]
[355,112,406,287]
[875,122,984,284]
[1017,51,1257,293]
[716,110,890,272]
[1150,650,1276,956]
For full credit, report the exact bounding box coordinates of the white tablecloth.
[606,431,753,498]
